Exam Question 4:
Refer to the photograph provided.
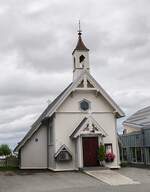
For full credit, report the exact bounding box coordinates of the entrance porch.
[70,116,108,169]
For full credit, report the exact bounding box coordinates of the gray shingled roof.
[14,82,73,152]
[124,106,150,128]
[72,35,89,54]
[32,82,73,129]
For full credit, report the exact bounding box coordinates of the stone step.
[81,166,109,171]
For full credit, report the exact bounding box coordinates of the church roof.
[72,34,89,54]
[14,70,124,152]
[123,106,150,129]
[32,82,73,129]
[14,83,73,152]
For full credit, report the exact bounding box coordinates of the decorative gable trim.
[54,144,72,162]
[85,71,125,117]
[76,72,96,89]
[46,70,124,119]
[70,116,108,139]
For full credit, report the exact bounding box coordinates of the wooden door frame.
[82,135,99,167]
[77,135,103,168]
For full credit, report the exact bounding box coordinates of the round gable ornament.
[80,100,90,111]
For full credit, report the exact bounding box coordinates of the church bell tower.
[72,22,90,81]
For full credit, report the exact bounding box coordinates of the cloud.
[0,0,150,148]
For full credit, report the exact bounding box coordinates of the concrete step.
[84,169,140,186]
[82,166,109,171]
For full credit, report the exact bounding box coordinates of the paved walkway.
[85,169,140,186]
[1,168,150,192]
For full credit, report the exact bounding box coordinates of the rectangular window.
[123,148,127,161]
[148,148,150,163]
[105,143,113,153]
[146,147,150,164]
[131,147,136,162]
[136,147,142,162]
[130,147,143,163]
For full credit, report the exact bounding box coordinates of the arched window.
[79,55,85,63]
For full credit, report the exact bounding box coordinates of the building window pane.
[130,147,143,163]
[136,147,142,162]
[146,147,150,164]
[105,144,113,153]
[123,148,127,161]
[131,147,136,162]
[148,148,150,162]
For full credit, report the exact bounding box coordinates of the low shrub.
[120,161,128,167]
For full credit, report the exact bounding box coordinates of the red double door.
[82,137,99,167]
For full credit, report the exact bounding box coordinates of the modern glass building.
[119,106,150,166]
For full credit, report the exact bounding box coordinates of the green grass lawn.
[0,166,18,171]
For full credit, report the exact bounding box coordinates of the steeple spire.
[72,21,89,54]
[72,22,90,80]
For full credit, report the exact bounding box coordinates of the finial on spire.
[78,20,82,36]
[72,21,89,54]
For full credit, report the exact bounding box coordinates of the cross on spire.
[78,20,82,36]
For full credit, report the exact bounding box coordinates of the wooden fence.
[0,159,6,167]
[0,156,18,167]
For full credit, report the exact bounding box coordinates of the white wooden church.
[14,27,124,171]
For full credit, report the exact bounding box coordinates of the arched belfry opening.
[79,55,85,63]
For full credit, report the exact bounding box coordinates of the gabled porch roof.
[70,116,108,139]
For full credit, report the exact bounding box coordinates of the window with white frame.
[105,143,113,153]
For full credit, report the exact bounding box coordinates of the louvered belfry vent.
[54,145,72,162]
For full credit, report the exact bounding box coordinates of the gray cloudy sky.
[0,0,150,149]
